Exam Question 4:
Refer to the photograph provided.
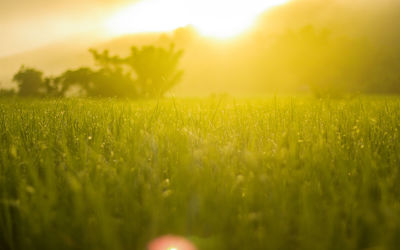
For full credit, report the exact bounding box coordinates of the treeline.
[2,28,400,98]
[164,0,400,97]
[259,25,400,97]
[2,44,183,98]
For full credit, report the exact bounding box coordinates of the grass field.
[1,97,400,250]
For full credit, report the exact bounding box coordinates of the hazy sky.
[0,0,135,57]
[0,0,290,57]
[1,0,396,58]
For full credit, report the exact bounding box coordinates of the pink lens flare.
[148,235,197,250]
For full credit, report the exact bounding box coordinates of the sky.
[0,0,133,57]
[0,0,289,57]
[104,0,289,38]
[1,0,397,58]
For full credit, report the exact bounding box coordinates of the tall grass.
[1,97,400,250]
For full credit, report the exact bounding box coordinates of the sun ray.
[105,0,290,39]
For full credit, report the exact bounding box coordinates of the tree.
[264,26,377,97]
[124,45,184,97]
[43,76,66,97]
[64,44,184,98]
[10,44,184,98]
[0,89,16,97]
[13,66,45,97]
[58,67,94,96]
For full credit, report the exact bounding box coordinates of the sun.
[105,0,290,39]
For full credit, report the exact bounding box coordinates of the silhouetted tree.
[13,66,45,97]
[0,89,16,97]
[12,66,67,97]
[43,76,65,97]
[10,44,184,98]
[124,45,184,97]
[89,68,137,98]
[265,26,379,97]
[64,44,184,98]
[58,67,94,95]
[89,49,121,70]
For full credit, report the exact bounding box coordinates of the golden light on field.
[105,0,290,39]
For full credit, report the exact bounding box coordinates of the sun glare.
[105,0,290,39]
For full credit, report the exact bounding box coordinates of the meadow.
[1,97,400,250]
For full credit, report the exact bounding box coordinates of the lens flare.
[148,235,197,250]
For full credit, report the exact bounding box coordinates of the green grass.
[1,97,400,250]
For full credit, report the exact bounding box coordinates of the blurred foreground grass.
[1,97,400,250]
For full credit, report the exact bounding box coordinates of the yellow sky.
[0,0,397,57]
[0,0,291,57]
[105,0,290,39]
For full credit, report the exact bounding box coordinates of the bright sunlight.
[105,0,290,39]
